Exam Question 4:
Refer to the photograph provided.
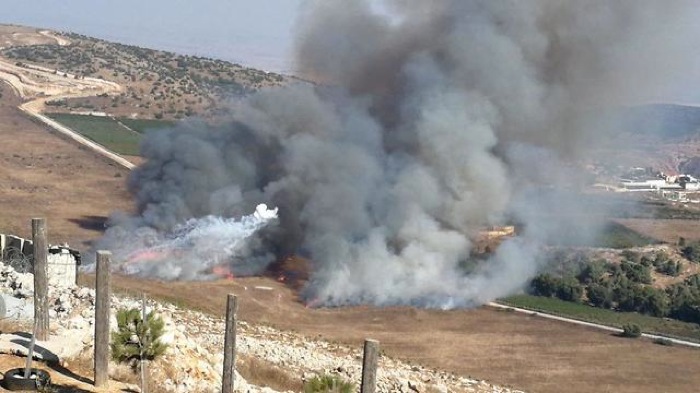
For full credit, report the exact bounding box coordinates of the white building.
[0,234,80,287]
[618,178,678,191]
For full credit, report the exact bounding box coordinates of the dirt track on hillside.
[0,83,133,245]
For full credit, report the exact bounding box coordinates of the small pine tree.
[304,374,355,393]
[111,308,168,371]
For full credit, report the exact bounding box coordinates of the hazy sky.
[2,0,302,73]
[3,1,700,102]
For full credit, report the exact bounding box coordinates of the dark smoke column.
[103,0,700,308]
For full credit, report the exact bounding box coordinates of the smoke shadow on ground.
[68,216,109,233]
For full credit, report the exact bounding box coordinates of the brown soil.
[0,354,132,392]
[616,218,700,244]
[0,25,59,48]
[2,78,699,393]
[84,272,700,393]
[0,83,133,246]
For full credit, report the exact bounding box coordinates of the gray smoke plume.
[94,0,700,307]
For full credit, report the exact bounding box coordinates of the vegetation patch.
[620,323,642,338]
[597,222,659,249]
[653,337,674,346]
[1,33,286,119]
[238,355,303,392]
[499,294,700,342]
[47,113,142,155]
[118,117,175,134]
[304,374,355,393]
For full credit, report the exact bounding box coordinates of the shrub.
[587,283,613,308]
[656,260,682,276]
[304,374,354,393]
[681,242,700,263]
[620,323,642,338]
[577,260,607,284]
[653,337,673,346]
[620,261,652,284]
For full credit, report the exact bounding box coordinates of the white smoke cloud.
[92,204,278,280]
[92,0,700,308]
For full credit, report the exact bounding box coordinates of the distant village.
[597,166,700,203]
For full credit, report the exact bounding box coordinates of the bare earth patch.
[86,273,700,393]
[616,218,700,244]
[0,83,133,246]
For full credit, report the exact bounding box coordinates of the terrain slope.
[0,25,699,393]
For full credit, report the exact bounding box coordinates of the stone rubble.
[0,262,524,393]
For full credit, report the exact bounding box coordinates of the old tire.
[2,368,51,391]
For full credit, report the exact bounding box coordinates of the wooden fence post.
[361,339,380,393]
[31,218,48,341]
[222,294,238,393]
[141,293,149,393]
[94,250,111,387]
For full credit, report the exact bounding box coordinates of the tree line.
[529,244,700,324]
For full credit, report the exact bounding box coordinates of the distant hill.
[620,103,700,140]
[0,26,288,120]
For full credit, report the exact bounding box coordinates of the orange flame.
[305,298,322,309]
[127,249,168,263]
[212,265,235,280]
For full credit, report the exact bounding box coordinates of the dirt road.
[0,33,133,170]
[488,302,700,348]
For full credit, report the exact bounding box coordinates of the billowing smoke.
[94,0,700,307]
[96,204,278,279]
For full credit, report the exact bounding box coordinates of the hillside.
[589,103,700,177]
[0,24,287,120]
[622,104,700,141]
[1,23,700,393]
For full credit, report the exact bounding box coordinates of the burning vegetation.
[90,1,700,308]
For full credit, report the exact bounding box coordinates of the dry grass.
[617,218,700,244]
[109,360,175,393]
[0,83,133,246]
[0,318,30,334]
[1,73,699,392]
[95,273,700,393]
[237,354,303,392]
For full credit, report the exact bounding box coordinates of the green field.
[47,114,173,156]
[598,221,658,248]
[48,113,141,155]
[117,118,175,134]
[498,294,700,342]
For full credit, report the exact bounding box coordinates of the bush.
[620,323,642,338]
[531,274,559,298]
[656,260,682,276]
[304,374,354,393]
[682,243,700,263]
[620,261,652,284]
[653,337,673,346]
[587,283,613,308]
[577,260,607,284]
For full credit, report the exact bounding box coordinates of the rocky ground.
[0,261,522,393]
